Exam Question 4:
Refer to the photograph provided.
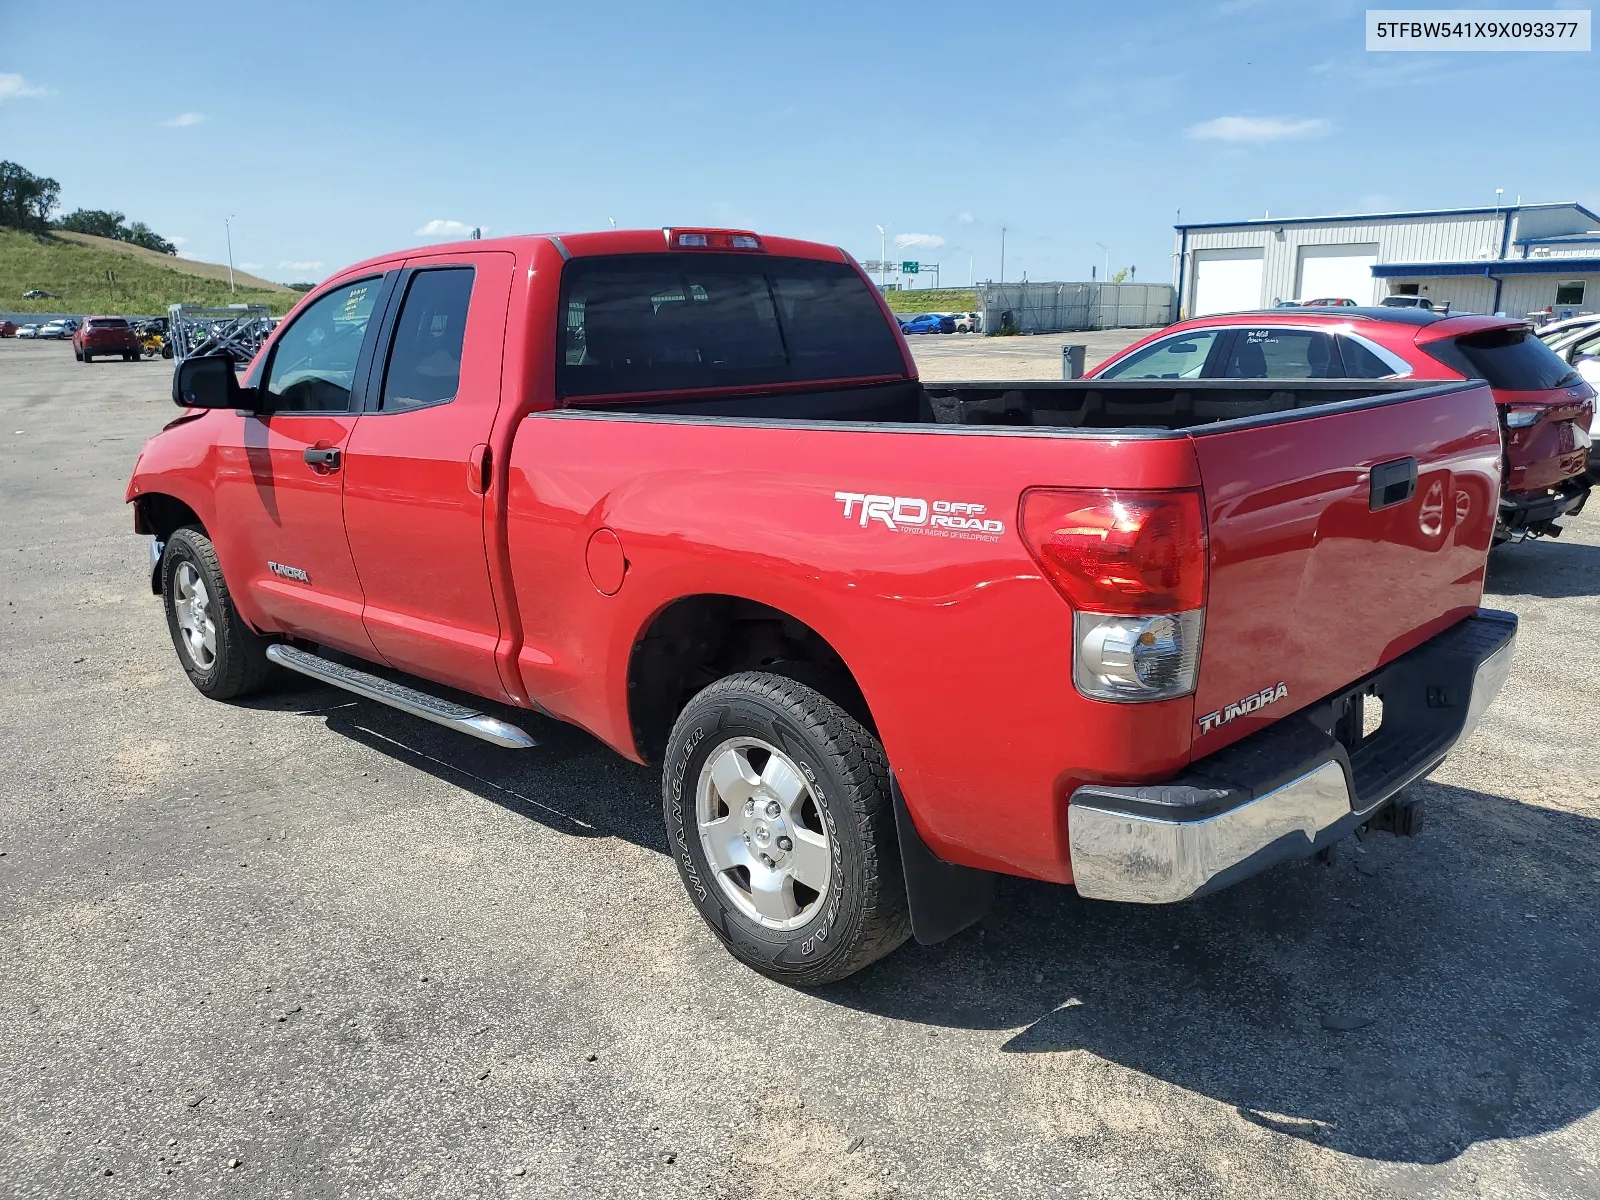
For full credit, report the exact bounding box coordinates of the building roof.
[1371,257,1600,278]
[1175,202,1600,232]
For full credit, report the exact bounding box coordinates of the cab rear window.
[1425,327,1579,391]
[557,254,905,398]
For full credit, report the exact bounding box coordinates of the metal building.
[1173,202,1600,321]
[975,281,1175,334]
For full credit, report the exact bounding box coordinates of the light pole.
[999,227,1006,285]
[875,222,894,289]
[224,215,236,295]
[1095,241,1109,282]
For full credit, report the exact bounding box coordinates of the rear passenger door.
[340,251,516,700]
[1210,326,1343,379]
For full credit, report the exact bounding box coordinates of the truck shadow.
[263,684,1600,1166]
[1486,536,1600,599]
[826,778,1600,1165]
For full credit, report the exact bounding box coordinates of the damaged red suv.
[1093,307,1593,542]
[73,316,143,363]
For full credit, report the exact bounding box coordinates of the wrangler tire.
[662,671,910,987]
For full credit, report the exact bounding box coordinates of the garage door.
[1192,249,1264,316]
[1296,244,1378,305]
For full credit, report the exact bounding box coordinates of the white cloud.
[278,260,323,272]
[168,236,187,247]
[0,73,47,102]
[894,232,946,250]
[162,112,207,128]
[238,262,263,270]
[956,212,975,224]
[1187,116,1333,143]
[414,219,487,239]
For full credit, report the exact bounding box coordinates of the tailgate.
[1188,382,1501,754]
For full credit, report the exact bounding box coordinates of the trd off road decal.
[833,491,1005,543]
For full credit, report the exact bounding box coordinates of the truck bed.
[575,377,1445,433]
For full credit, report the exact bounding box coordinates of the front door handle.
[303,447,342,471]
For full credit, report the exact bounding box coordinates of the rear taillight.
[1020,489,1207,702]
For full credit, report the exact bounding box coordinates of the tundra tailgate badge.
[1198,683,1287,734]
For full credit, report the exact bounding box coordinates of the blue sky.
[2,0,1594,286]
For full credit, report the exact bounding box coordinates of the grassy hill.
[0,228,300,316]
[883,288,977,314]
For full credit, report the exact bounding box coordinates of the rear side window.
[379,268,475,412]
[1097,330,1219,379]
[557,254,904,398]
[1218,328,1340,379]
[1336,336,1399,379]
[1424,327,1579,390]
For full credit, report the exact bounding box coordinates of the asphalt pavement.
[2,336,1598,1199]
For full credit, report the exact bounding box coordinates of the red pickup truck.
[127,228,1517,985]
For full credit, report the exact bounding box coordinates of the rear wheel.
[81,350,91,362]
[161,526,277,700]
[662,672,910,987]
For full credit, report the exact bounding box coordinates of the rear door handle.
[303,447,342,471]
[1370,456,1416,510]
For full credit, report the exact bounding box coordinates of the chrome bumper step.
[266,644,538,749]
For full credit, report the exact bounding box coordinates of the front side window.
[1097,330,1219,379]
[379,268,475,412]
[1219,328,1340,379]
[557,254,904,398]
[263,278,381,412]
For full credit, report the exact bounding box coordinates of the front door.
[341,252,515,700]
[211,275,390,656]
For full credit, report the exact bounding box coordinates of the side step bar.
[266,644,538,749]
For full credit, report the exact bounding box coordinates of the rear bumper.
[1498,478,1589,536]
[1067,608,1516,904]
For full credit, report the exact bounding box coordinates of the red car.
[74,315,142,362]
[1093,308,1594,542]
[0,320,17,338]
[126,229,1515,985]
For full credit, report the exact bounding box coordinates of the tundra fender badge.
[1198,683,1287,734]
[267,561,310,583]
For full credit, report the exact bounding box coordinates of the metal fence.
[977,282,1175,334]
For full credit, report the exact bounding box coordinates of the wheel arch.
[624,593,875,767]
[133,492,206,594]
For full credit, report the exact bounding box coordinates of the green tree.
[125,221,177,255]
[0,161,61,231]
[58,208,129,239]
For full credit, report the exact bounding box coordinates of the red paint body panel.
[1189,388,1501,753]
[504,416,1202,882]
[126,230,1510,890]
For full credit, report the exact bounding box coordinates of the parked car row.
[9,318,79,340]
[897,310,982,335]
[1092,306,1594,544]
[2,314,170,360]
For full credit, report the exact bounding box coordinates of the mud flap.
[891,776,994,944]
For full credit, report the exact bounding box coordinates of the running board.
[266,644,538,749]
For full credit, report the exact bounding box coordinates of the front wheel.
[662,672,910,987]
[161,526,277,700]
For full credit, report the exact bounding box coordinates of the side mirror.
[172,353,260,412]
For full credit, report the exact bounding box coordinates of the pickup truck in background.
[1091,308,1595,543]
[127,229,1517,986]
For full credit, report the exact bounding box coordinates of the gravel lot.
[2,335,1598,1199]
